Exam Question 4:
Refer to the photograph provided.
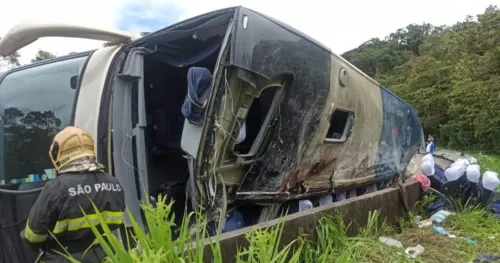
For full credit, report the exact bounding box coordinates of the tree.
[342,5,500,152]
[4,107,62,181]
[31,50,56,63]
[0,37,21,70]
[387,23,441,56]
[342,38,411,77]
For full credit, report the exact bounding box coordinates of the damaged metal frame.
[111,6,424,227]
[111,47,154,229]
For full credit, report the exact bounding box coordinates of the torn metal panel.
[236,191,290,202]
[292,52,422,193]
[292,53,384,193]
[235,189,331,202]
[230,7,332,192]
[118,5,423,205]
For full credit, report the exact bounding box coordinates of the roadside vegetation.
[389,195,500,263]
[299,211,418,263]
[473,153,500,174]
[342,5,500,153]
[61,195,304,263]
[382,151,500,263]
[59,186,498,263]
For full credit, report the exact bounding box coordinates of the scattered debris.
[492,202,500,218]
[373,153,499,262]
[378,236,403,248]
[392,221,403,234]
[405,244,425,258]
[432,226,455,238]
[473,254,500,263]
[412,173,431,192]
[416,219,433,228]
[465,237,477,244]
[427,199,445,215]
[430,210,455,223]
[414,215,433,228]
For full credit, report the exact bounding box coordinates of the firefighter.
[20,126,126,263]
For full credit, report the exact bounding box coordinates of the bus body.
[0,6,423,262]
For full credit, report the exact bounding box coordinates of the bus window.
[0,54,89,185]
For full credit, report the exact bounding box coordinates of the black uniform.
[21,171,126,263]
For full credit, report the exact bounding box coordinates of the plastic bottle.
[430,210,455,223]
[378,236,403,248]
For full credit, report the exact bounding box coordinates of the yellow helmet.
[49,126,96,171]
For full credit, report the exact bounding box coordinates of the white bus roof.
[0,21,140,56]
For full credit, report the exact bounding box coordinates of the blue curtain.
[181,67,213,125]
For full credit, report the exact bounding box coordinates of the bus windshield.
[0,54,89,186]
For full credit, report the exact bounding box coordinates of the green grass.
[389,205,500,263]
[304,195,500,263]
[60,195,303,263]
[300,210,420,263]
[473,153,500,174]
[237,219,303,263]
[388,151,500,262]
[297,204,500,263]
[58,194,499,263]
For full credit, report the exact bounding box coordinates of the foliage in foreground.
[60,191,500,263]
[63,195,302,263]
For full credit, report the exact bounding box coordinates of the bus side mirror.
[70,75,78,90]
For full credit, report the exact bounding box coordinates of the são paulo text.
[68,183,122,196]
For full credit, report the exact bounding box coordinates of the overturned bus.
[0,6,424,263]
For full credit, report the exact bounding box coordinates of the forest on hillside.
[342,5,500,153]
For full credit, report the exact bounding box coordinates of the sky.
[0,0,497,65]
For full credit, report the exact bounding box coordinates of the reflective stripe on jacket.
[23,171,126,245]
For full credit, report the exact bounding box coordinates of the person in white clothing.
[426,139,435,153]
